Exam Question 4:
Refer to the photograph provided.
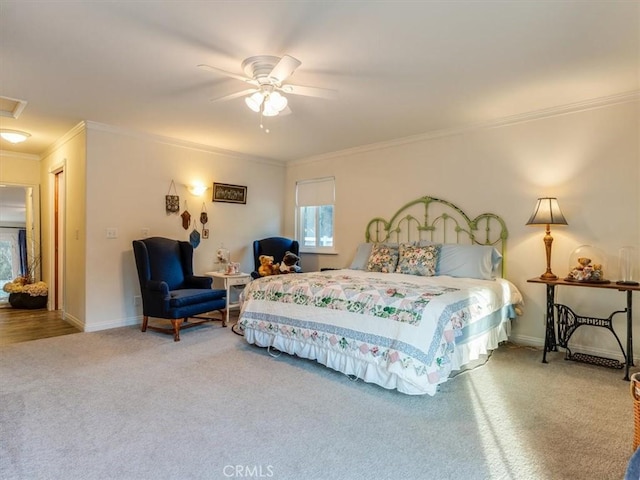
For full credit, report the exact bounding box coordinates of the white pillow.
[436,244,502,280]
[349,243,374,270]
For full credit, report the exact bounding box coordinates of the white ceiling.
[0,1,638,163]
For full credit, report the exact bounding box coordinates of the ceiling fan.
[198,55,337,120]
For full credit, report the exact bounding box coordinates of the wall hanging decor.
[200,203,209,239]
[213,183,247,204]
[181,201,191,230]
[200,203,208,227]
[189,226,200,249]
[165,180,180,214]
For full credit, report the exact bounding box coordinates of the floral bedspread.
[239,270,522,395]
[243,273,458,326]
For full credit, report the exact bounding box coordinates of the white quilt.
[239,269,523,395]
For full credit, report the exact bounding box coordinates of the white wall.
[285,99,639,360]
[0,151,41,185]
[83,124,285,331]
[39,124,87,328]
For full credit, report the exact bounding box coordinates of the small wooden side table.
[204,272,251,327]
[528,277,640,380]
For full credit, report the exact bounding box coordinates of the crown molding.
[291,90,640,166]
[84,121,285,167]
[39,121,87,159]
[0,149,41,161]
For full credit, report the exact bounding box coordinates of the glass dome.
[566,245,608,282]
[216,246,230,272]
[618,246,639,284]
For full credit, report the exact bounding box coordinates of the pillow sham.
[436,244,502,280]
[395,243,440,276]
[366,243,399,273]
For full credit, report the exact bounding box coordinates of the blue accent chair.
[251,237,300,279]
[132,237,226,341]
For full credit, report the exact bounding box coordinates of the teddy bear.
[258,255,279,277]
[279,251,302,274]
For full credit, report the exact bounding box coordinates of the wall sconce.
[526,197,568,280]
[188,184,208,196]
[0,129,31,143]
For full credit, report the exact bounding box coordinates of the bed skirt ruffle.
[243,320,510,396]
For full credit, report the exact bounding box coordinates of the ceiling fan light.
[262,104,279,117]
[268,92,288,112]
[245,92,264,112]
[0,129,30,144]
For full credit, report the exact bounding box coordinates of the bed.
[238,195,523,396]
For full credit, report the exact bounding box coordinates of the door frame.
[49,162,65,311]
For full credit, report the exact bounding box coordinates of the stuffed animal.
[258,255,279,277]
[279,251,302,274]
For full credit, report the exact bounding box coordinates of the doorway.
[0,185,38,305]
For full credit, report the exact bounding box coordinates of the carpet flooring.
[0,323,636,480]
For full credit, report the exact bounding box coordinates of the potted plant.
[3,275,48,309]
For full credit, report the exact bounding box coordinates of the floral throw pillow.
[395,243,440,276]
[366,244,399,273]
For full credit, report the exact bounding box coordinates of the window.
[0,229,21,302]
[296,177,335,252]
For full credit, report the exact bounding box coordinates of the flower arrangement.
[3,276,48,296]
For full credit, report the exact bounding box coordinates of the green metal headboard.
[365,196,509,276]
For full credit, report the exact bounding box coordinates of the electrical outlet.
[106,227,118,239]
[133,296,141,306]
[141,228,150,238]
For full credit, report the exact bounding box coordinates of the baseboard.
[62,311,84,331]
[83,315,141,333]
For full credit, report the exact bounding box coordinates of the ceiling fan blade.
[268,55,302,84]
[198,64,256,84]
[279,84,338,99]
[210,88,258,103]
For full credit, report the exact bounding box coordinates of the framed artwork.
[212,183,247,204]
[202,229,209,239]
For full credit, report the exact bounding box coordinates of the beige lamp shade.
[526,197,568,226]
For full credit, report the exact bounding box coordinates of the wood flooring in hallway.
[0,305,81,346]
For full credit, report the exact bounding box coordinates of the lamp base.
[539,272,558,281]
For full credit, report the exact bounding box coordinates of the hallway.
[0,306,80,346]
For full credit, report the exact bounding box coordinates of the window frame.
[295,177,336,254]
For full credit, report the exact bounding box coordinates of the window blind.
[296,177,335,207]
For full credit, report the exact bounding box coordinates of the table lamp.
[526,197,568,280]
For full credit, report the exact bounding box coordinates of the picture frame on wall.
[212,183,247,204]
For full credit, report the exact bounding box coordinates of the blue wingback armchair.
[132,237,226,341]
[251,236,300,279]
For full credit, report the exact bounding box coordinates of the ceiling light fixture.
[244,88,288,116]
[244,86,288,133]
[0,129,31,144]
